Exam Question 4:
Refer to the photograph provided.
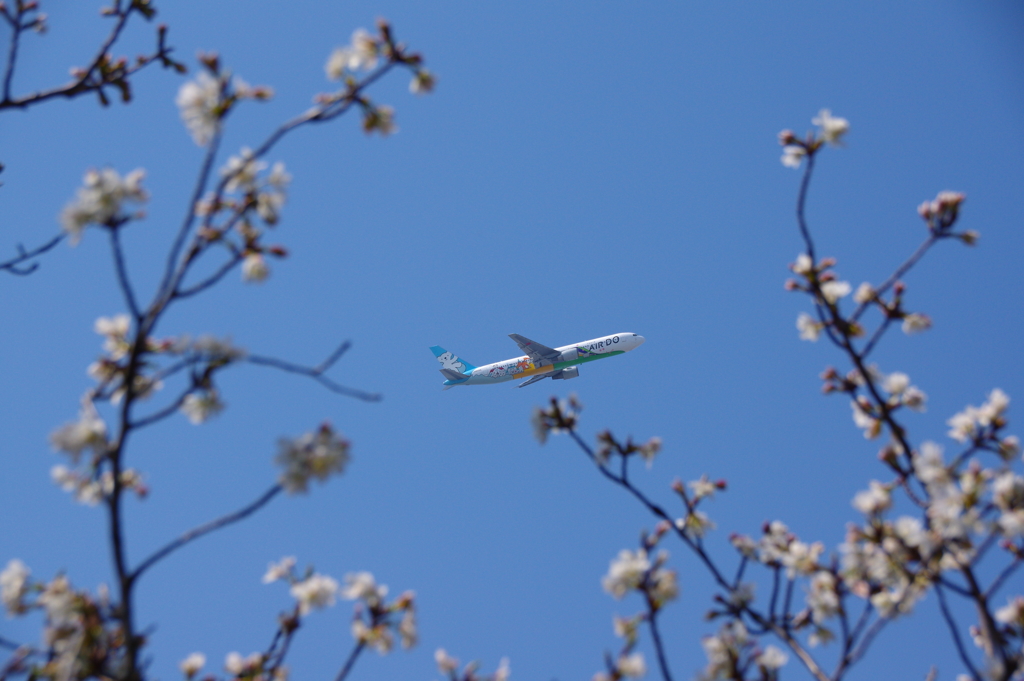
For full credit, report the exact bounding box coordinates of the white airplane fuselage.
[430,332,645,389]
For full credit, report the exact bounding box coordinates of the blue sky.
[2,1,1023,680]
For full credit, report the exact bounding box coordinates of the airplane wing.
[517,374,550,388]
[508,334,562,363]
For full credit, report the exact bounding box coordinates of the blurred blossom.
[181,391,225,424]
[852,481,891,515]
[676,510,716,539]
[820,280,851,304]
[49,397,108,462]
[262,556,296,584]
[689,474,717,501]
[812,109,849,145]
[179,653,206,678]
[850,400,881,439]
[363,105,397,136]
[796,312,822,342]
[224,652,262,676]
[435,648,459,674]
[700,620,749,679]
[325,29,379,79]
[792,253,813,275]
[222,147,267,193]
[638,436,662,468]
[176,71,222,146]
[616,652,646,679]
[853,282,875,303]
[756,645,788,671]
[341,571,387,607]
[807,571,840,624]
[290,573,339,615]
[602,549,650,599]
[781,145,806,169]
[902,386,927,412]
[60,168,148,244]
[410,69,436,94]
[883,372,909,396]
[193,335,246,361]
[901,313,932,334]
[995,596,1024,627]
[1,559,31,615]
[276,423,350,493]
[242,253,270,283]
[95,314,131,359]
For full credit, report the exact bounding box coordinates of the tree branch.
[0,233,63,275]
[246,341,382,402]
[131,484,282,581]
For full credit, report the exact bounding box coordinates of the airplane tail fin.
[430,346,476,386]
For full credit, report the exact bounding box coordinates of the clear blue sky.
[2,1,1023,680]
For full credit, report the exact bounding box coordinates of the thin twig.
[0,233,64,275]
[850,235,939,323]
[985,556,1023,601]
[935,583,983,681]
[131,485,282,581]
[333,641,366,681]
[109,225,141,320]
[246,342,381,402]
[795,153,817,261]
[647,609,674,681]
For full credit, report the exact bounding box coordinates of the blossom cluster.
[434,649,510,681]
[1,560,123,680]
[593,532,678,681]
[778,109,849,169]
[59,167,147,245]
[196,148,292,283]
[671,474,726,540]
[698,620,788,681]
[275,423,350,494]
[343,571,417,654]
[175,54,273,147]
[789,255,932,342]
[531,394,583,444]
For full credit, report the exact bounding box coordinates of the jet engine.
[559,348,579,362]
[553,366,579,380]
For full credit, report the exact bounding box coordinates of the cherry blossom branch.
[173,251,242,298]
[333,641,365,681]
[646,608,674,681]
[108,223,142,320]
[795,153,817,262]
[565,430,832,681]
[0,233,63,275]
[0,2,180,111]
[246,342,382,402]
[162,60,399,306]
[985,556,1023,601]
[159,129,223,302]
[839,616,888,673]
[849,235,939,324]
[130,484,282,581]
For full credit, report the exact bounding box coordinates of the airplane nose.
[634,334,645,347]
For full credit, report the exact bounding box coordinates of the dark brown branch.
[985,556,1023,601]
[935,583,983,681]
[131,484,282,581]
[109,224,141,320]
[0,4,176,111]
[333,641,366,681]
[0,233,63,275]
[246,341,381,402]
[795,153,817,262]
[646,609,674,681]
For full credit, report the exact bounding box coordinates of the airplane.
[430,332,645,389]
